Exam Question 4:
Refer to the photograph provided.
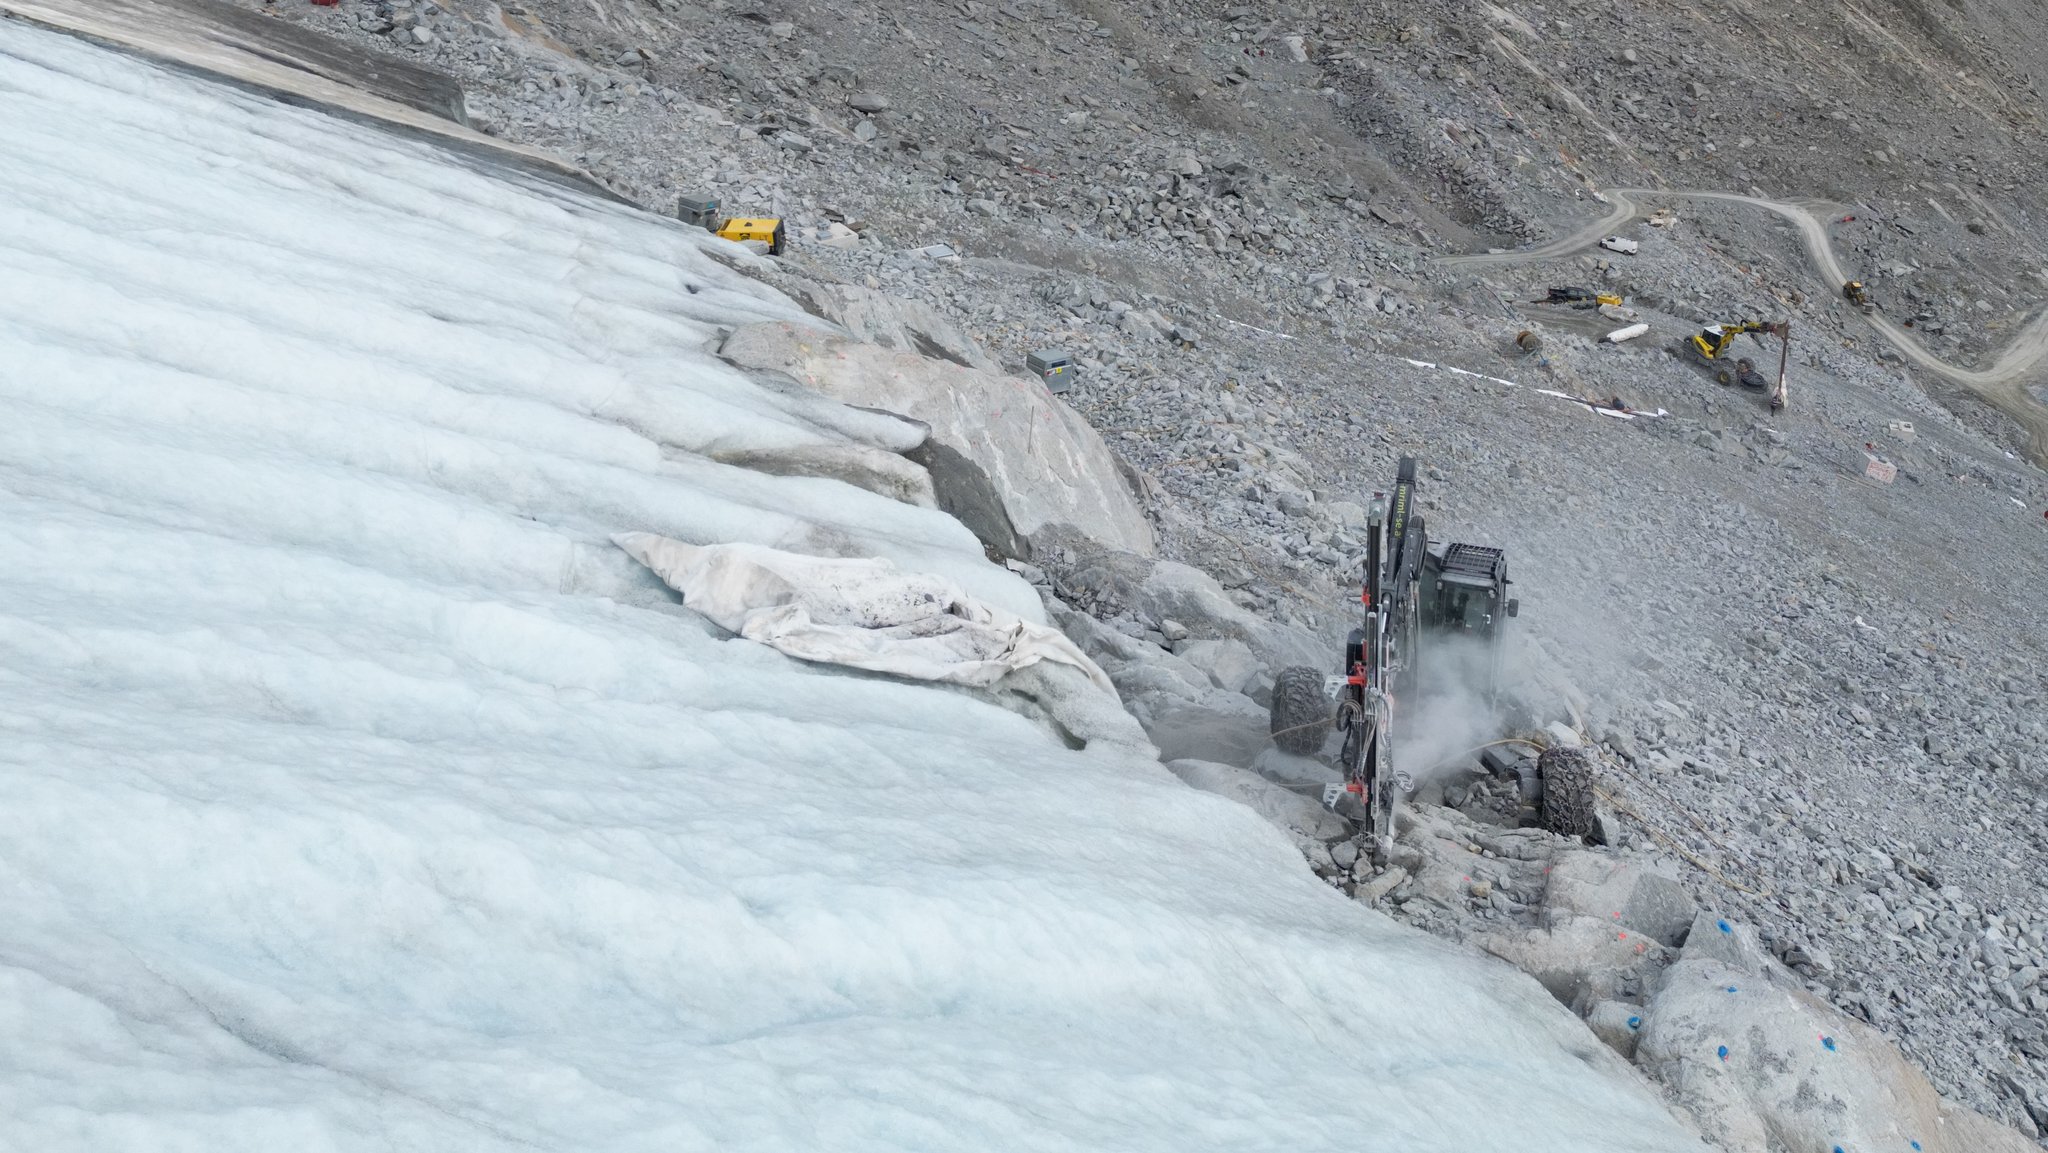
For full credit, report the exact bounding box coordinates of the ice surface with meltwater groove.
[0,19,1700,1151]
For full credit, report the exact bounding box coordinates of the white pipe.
[1603,322,1650,343]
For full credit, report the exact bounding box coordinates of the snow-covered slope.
[0,20,1701,1151]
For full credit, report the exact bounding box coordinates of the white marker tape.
[1398,356,1663,419]
[1214,314,1297,340]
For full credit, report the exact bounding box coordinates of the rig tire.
[1269,666,1331,756]
[1538,745,1600,840]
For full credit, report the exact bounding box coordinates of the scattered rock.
[1585,999,1644,1059]
[1359,865,1408,903]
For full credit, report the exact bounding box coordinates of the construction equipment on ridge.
[677,194,787,256]
[1267,458,1534,863]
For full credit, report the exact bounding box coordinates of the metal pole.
[1771,321,1792,413]
[1365,499,1383,613]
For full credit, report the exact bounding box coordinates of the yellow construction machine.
[1684,319,1792,412]
[715,216,788,254]
[678,195,786,255]
[1687,320,1774,367]
[1535,286,1623,309]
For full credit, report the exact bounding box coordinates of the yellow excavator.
[1687,320,1774,367]
[1843,280,1874,313]
[1685,319,1792,411]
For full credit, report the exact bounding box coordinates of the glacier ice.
[0,20,1701,1152]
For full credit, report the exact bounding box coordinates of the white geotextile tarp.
[616,533,1115,691]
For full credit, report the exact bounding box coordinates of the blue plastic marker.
[1822,1036,1837,1051]
[1627,1016,1641,1030]
[1717,1044,1729,1061]
[1717,919,1732,933]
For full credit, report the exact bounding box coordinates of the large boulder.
[1135,561,1326,670]
[1175,637,1264,694]
[1166,758,1353,844]
[1541,850,1699,947]
[773,276,1001,373]
[1044,534,1327,673]
[1667,909,1771,974]
[1585,999,1646,1059]
[1250,748,1342,795]
[1389,808,1566,936]
[1046,603,1269,765]
[708,437,938,509]
[720,322,1154,559]
[1375,811,1675,1012]
[1635,917,2037,1153]
[1377,812,2032,1152]
[1146,700,1273,767]
[983,660,1155,762]
[1480,914,1673,1012]
[1107,658,1223,712]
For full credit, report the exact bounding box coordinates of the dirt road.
[1445,189,2048,460]
[1438,192,1638,268]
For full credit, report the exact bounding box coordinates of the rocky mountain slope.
[195,0,2048,1138]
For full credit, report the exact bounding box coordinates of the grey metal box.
[677,195,721,230]
[1028,350,1076,394]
